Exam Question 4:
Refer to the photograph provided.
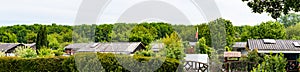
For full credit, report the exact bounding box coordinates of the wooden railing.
[184,61,209,72]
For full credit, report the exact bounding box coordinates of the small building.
[24,43,36,49]
[0,43,25,56]
[232,42,247,55]
[150,43,164,52]
[247,39,300,71]
[64,43,96,55]
[65,42,146,55]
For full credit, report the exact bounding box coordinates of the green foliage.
[36,25,48,51]
[242,0,300,19]
[0,53,180,72]
[134,46,155,57]
[195,37,212,57]
[279,13,300,27]
[173,25,196,42]
[95,24,113,42]
[240,49,262,64]
[14,46,37,58]
[162,32,185,60]
[0,32,17,43]
[286,23,300,40]
[52,47,65,56]
[0,51,5,57]
[240,21,286,41]
[38,47,54,57]
[251,53,287,72]
[129,24,157,45]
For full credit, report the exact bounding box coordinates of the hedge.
[0,53,181,72]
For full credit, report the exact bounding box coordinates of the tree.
[25,32,37,43]
[14,46,37,58]
[279,13,300,27]
[195,37,212,57]
[286,23,300,40]
[149,22,174,39]
[240,21,286,40]
[251,53,287,72]
[36,25,48,53]
[162,32,185,60]
[258,21,286,39]
[0,32,17,43]
[129,24,157,45]
[95,24,113,42]
[242,0,300,19]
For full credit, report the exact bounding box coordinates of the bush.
[0,51,5,57]
[38,46,54,57]
[14,46,37,58]
[251,53,287,72]
[0,53,180,72]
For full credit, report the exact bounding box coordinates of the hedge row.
[0,53,181,72]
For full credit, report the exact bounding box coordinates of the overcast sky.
[0,0,274,26]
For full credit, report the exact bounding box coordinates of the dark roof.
[0,43,23,52]
[72,42,145,54]
[64,43,99,50]
[248,39,300,51]
[233,42,247,48]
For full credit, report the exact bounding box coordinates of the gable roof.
[0,43,24,52]
[24,43,36,47]
[248,39,300,52]
[233,42,247,48]
[69,42,145,54]
[150,43,164,52]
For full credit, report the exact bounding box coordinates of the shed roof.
[0,43,23,52]
[74,42,144,53]
[233,42,247,48]
[248,39,300,52]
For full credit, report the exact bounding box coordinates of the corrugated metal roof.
[248,39,300,51]
[233,42,247,48]
[74,42,144,53]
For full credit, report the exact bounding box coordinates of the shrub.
[0,53,180,72]
[0,51,5,57]
[251,53,287,72]
[14,46,37,58]
[38,46,54,57]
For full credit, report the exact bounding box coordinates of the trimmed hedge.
[0,53,181,72]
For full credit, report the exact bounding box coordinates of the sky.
[0,0,275,26]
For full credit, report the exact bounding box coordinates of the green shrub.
[251,53,287,72]
[0,53,180,72]
[38,46,54,57]
[14,46,37,58]
[0,51,5,57]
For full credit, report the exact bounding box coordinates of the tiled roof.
[248,39,300,51]
[0,43,23,52]
[233,42,247,48]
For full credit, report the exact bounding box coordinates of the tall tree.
[95,24,113,42]
[242,0,300,19]
[162,32,185,60]
[129,24,157,45]
[36,25,48,52]
[286,23,300,40]
[278,13,300,27]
